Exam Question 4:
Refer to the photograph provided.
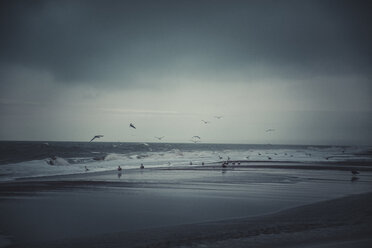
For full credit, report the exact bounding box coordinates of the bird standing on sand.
[90,135,104,142]
[351,170,360,182]
[130,123,136,129]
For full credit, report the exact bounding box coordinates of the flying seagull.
[214,116,223,119]
[130,123,136,129]
[265,129,275,132]
[201,120,210,124]
[155,136,164,140]
[89,135,104,142]
[192,136,201,139]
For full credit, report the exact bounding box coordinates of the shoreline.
[1,159,372,183]
[1,160,371,197]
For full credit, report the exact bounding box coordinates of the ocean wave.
[1,142,372,181]
[45,156,70,166]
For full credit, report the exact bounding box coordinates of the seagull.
[190,140,200,143]
[214,116,223,119]
[265,129,275,132]
[89,135,104,142]
[155,136,164,140]
[351,170,359,176]
[201,120,210,124]
[192,136,201,139]
[130,123,136,129]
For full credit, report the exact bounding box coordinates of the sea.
[0,141,371,182]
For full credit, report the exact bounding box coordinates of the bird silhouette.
[155,136,164,140]
[130,123,136,129]
[89,135,104,142]
[201,120,210,124]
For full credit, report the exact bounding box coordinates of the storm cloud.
[1,0,371,86]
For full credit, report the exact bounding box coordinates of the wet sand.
[1,163,372,247]
[26,192,372,248]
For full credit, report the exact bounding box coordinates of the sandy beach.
[24,192,372,248]
[1,163,372,248]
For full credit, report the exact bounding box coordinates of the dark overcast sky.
[0,0,371,144]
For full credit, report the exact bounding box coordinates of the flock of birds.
[89,116,276,144]
[86,119,361,180]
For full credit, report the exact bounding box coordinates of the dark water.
[0,141,339,165]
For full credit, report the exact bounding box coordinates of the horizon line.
[0,139,368,147]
